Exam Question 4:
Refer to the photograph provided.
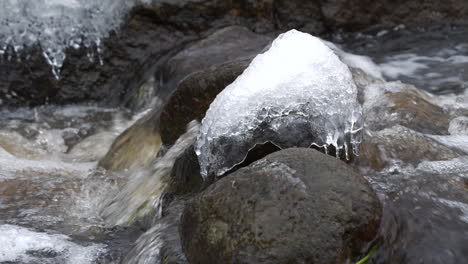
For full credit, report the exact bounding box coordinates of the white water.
[0,104,147,263]
[101,120,200,226]
[0,224,106,264]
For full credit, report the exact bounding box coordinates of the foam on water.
[449,116,468,135]
[0,0,150,78]
[0,224,106,263]
[323,40,383,80]
[196,30,363,178]
[378,51,468,93]
[428,135,468,154]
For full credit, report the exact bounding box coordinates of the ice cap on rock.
[195,29,363,178]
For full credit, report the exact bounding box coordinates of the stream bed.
[0,16,467,264]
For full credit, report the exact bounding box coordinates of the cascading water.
[100,121,200,227]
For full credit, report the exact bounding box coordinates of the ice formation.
[196,30,363,178]
[0,0,150,78]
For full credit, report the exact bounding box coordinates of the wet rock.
[159,26,271,145]
[98,110,161,171]
[143,0,276,33]
[321,0,468,31]
[181,148,381,264]
[123,200,188,264]
[0,131,47,159]
[160,58,252,145]
[363,82,451,135]
[168,145,204,196]
[274,0,325,34]
[357,125,464,170]
[160,26,271,94]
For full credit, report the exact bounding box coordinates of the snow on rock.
[195,30,363,178]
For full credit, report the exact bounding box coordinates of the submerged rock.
[363,81,451,135]
[357,125,464,170]
[181,148,381,264]
[98,108,161,171]
[196,29,363,178]
[100,121,200,227]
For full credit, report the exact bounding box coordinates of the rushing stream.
[0,3,468,264]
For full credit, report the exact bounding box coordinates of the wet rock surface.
[363,82,451,135]
[160,58,253,145]
[98,108,162,171]
[181,148,381,264]
[357,125,464,170]
[322,0,468,31]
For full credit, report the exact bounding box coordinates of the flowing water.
[0,4,468,264]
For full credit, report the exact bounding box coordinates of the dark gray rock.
[181,148,381,264]
[274,0,325,33]
[168,145,204,196]
[160,26,271,95]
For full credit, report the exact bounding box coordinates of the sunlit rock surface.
[196,30,363,178]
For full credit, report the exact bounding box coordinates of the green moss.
[127,200,150,225]
[356,243,378,264]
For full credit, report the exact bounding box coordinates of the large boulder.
[181,148,381,264]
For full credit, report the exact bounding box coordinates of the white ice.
[196,30,363,177]
[0,0,151,78]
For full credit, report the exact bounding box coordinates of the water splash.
[101,121,200,227]
[0,224,106,264]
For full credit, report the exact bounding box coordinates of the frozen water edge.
[0,0,151,78]
[0,224,106,264]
